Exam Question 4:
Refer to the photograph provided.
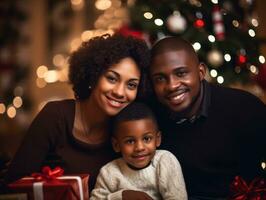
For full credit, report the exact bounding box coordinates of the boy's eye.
[125,139,135,144]
[143,136,152,143]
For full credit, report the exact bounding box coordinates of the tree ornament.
[166,11,187,33]
[194,19,205,28]
[207,49,223,67]
[212,5,225,40]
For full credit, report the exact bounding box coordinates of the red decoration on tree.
[229,176,266,200]
[212,5,225,40]
[238,55,247,64]
[194,19,205,28]
[117,25,145,40]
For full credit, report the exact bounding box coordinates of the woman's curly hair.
[68,34,150,100]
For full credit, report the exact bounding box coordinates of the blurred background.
[1,0,266,174]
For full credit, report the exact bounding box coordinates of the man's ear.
[198,62,207,81]
[156,131,162,147]
[111,137,120,153]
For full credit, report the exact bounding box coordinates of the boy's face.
[150,49,205,116]
[112,118,161,169]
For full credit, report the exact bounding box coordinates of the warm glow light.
[211,0,218,4]
[217,76,224,84]
[44,70,58,83]
[232,20,239,27]
[36,65,48,78]
[53,54,65,67]
[95,0,112,10]
[144,12,153,19]
[154,18,164,26]
[81,30,94,41]
[248,29,255,37]
[210,69,218,77]
[36,78,47,88]
[262,162,266,170]
[224,54,231,62]
[71,0,84,10]
[208,35,215,42]
[70,38,82,52]
[13,96,23,108]
[249,65,258,74]
[251,18,258,27]
[193,42,201,51]
[7,106,16,118]
[0,103,6,114]
[259,55,265,64]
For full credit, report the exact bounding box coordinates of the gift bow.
[229,176,266,200]
[31,166,64,181]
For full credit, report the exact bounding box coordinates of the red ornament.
[238,55,247,64]
[117,25,145,40]
[212,5,225,40]
[194,19,205,28]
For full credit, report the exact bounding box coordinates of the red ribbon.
[31,166,64,181]
[229,176,266,200]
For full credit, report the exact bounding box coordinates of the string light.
[211,0,218,4]
[259,55,265,64]
[144,12,153,19]
[154,18,164,26]
[7,106,16,118]
[224,54,231,62]
[95,0,112,10]
[248,29,255,37]
[249,65,258,74]
[217,76,224,84]
[36,65,48,78]
[232,20,239,27]
[0,103,6,114]
[193,42,201,51]
[210,69,218,77]
[13,96,23,108]
[208,35,216,43]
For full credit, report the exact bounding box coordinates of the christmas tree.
[127,0,266,90]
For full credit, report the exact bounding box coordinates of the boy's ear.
[156,131,162,147]
[111,137,120,153]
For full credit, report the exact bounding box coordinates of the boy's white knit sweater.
[90,150,187,200]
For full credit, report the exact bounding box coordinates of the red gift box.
[8,167,89,200]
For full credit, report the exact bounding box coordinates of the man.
[148,36,266,199]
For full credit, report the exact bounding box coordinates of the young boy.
[90,102,187,200]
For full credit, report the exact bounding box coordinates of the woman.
[4,34,150,191]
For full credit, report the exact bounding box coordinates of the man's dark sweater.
[150,80,266,198]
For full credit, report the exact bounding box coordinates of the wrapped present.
[229,176,266,200]
[8,166,89,200]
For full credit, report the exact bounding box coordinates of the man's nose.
[167,75,180,91]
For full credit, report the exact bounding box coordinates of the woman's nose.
[112,83,125,98]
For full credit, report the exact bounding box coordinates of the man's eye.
[127,82,138,90]
[176,71,187,77]
[153,76,166,83]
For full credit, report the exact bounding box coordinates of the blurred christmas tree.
[0,0,32,132]
[127,0,266,89]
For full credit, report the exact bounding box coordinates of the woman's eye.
[127,82,138,90]
[106,75,117,83]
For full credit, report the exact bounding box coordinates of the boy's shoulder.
[152,150,179,166]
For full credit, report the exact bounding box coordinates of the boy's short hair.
[112,102,158,135]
